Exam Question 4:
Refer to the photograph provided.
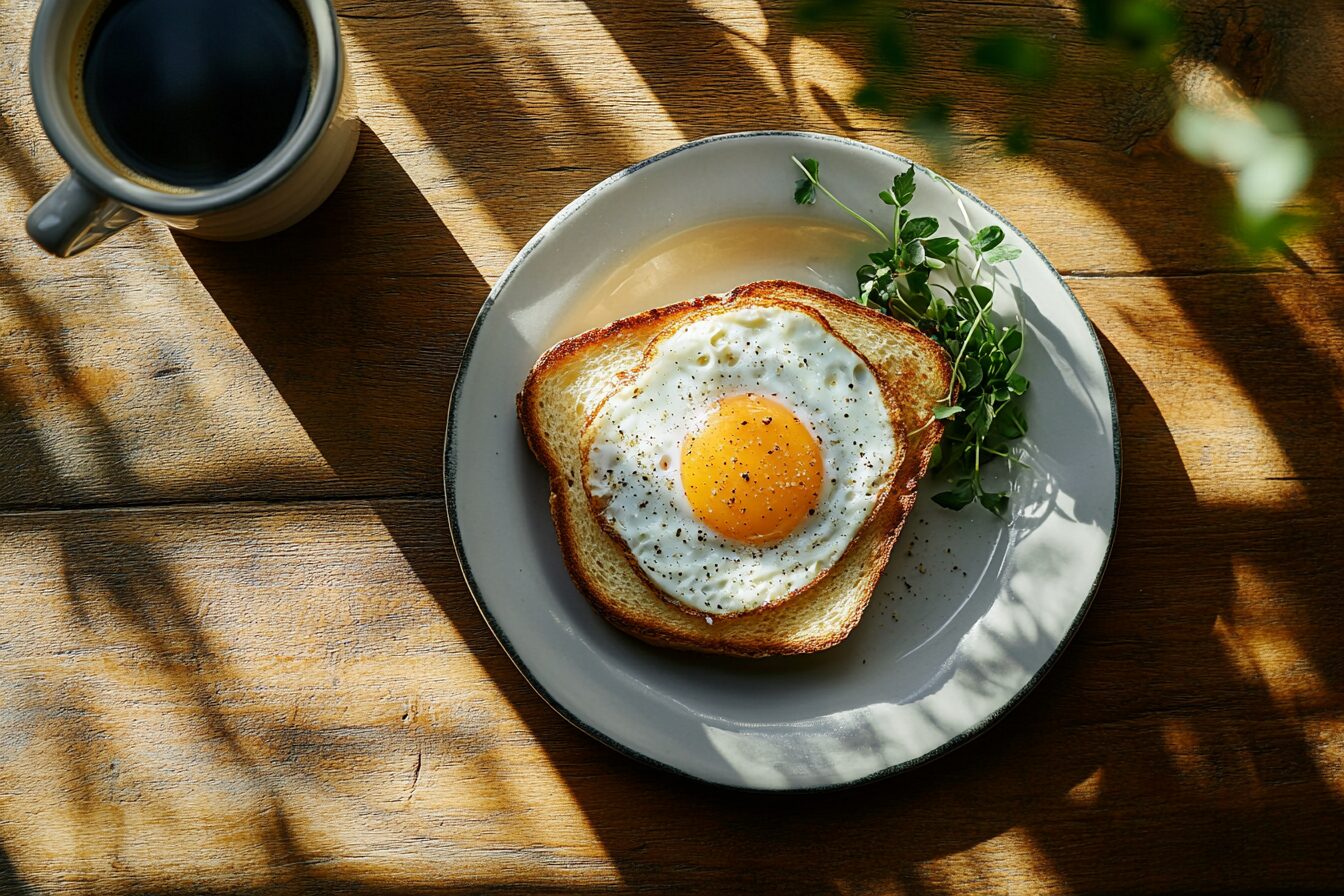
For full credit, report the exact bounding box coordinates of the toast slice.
[518,280,953,657]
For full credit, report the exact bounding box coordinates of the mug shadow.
[175,123,572,701]
[175,124,482,499]
[174,123,644,882]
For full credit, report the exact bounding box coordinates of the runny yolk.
[680,393,824,544]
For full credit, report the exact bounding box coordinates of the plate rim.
[443,129,1122,792]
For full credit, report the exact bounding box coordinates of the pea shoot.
[792,156,1029,516]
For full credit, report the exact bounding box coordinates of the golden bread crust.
[517,280,952,657]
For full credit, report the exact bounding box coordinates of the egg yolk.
[680,393,824,544]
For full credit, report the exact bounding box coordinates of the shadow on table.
[2,0,1328,892]
[173,124,593,892]
[341,1,1340,893]
[0,846,30,896]
[174,124,484,499]
[0,250,308,892]
[323,1,1342,893]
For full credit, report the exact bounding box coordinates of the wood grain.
[1,0,1342,894]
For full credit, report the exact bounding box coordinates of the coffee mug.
[27,0,359,258]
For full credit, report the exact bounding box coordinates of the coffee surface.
[82,0,311,188]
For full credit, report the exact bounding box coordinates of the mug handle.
[26,172,143,258]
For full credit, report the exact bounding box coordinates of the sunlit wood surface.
[2,0,1342,893]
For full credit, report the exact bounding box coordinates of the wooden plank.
[1,0,1342,892]
[0,497,1340,894]
[3,255,1341,508]
[2,1,1341,279]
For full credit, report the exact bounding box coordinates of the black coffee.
[81,0,311,188]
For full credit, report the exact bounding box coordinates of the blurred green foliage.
[791,0,1317,254]
[1078,0,1180,67]
[1002,119,1033,155]
[907,98,955,161]
[1172,100,1316,250]
[971,32,1056,83]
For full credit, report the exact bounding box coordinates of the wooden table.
[2,1,1341,892]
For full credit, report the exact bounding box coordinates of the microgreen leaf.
[873,19,910,74]
[906,268,931,300]
[979,491,1010,516]
[853,82,888,111]
[971,31,1057,84]
[891,166,917,206]
[902,216,939,240]
[924,236,959,259]
[901,238,927,268]
[787,157,1030,516]
[933,483,976,511]
[960,356,984,390]
[995,401,1028,438]
[909,100,955,162]
[793,0,865,28]
[967,400,993,438]
[983,245,1022,265]
[971,225,1005,253]
[793,157,820,205]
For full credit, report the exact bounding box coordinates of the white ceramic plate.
[445,132,1119,791]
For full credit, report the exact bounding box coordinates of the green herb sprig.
[792,156,1030,515]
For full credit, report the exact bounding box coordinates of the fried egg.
[583,303,902,616]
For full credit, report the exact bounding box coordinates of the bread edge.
[518,281,952,657]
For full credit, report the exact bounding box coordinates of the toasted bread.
[518,281,952,657]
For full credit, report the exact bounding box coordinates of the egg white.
[584,304,901,616]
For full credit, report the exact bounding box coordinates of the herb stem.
[981,445,1032,469]
[885,284,925,323]
[792,156,889,243]
[945,284,994,402]
[792,158,1029,516]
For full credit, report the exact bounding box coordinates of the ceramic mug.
[26,0,359,258]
